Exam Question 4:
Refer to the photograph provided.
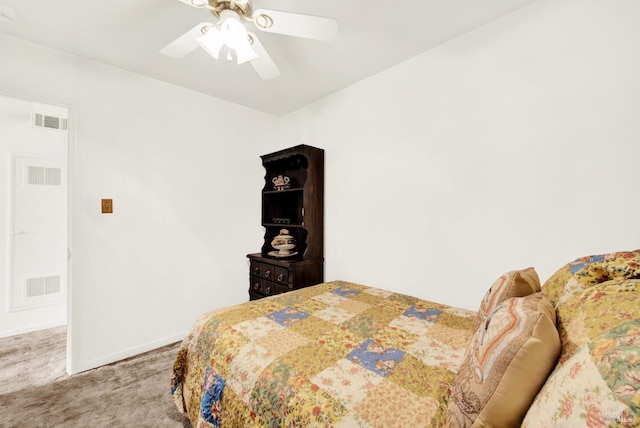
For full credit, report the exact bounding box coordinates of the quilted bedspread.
[171,281,476,427]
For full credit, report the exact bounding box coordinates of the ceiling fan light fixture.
[214,9,257,64]
[197,26,224,59]
[219,10,248,49]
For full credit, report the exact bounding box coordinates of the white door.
[9,156,67,311]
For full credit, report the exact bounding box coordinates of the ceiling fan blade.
[248,32,280,80]
[251,9,338,41]
[160,23,211,58]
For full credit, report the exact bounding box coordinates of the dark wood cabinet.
[247,255,323,300]
[247,145,324,300]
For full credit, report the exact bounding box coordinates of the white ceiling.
[0,0,535,116]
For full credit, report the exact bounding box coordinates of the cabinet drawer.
[262,263,276,280]
[264,280,288,296]
[250,276,262,294]
[250,260,263,277]
[250,277,288,297]
[274,266,288,284]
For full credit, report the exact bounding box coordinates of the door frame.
[0,88,77,375]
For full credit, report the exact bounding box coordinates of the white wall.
[0,95,68,336]
[0,33,278,373]
[280,0,640,310]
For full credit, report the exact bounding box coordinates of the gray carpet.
[0,327,190,427]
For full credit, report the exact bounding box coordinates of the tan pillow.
[447,293,560,428]
[476,268,540,328]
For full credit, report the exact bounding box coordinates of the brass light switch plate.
[101,199,113,214]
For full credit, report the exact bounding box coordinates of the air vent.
[28,166,62,186]
[33,113,68,131]
[25,275,61,298]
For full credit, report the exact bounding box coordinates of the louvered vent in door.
[25,275,61,298]
[33,113,68,131]
[28,166,62,186]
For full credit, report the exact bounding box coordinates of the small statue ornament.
[270,229,297,256]
[272,175,291,191]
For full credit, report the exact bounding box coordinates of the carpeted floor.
[0,327,190,427]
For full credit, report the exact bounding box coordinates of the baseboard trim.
[0,320,67,339]
[69,331,187,375]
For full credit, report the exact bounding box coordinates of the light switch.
[101,199,113,214]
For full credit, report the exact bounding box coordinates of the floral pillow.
[476,267,540,329]
[542,250,640,307]
[447,292,560,427]
[523,278,640,427]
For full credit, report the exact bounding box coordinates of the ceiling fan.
[160,0,338,80]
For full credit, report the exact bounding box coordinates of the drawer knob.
[253,282,260,291]
[264,270,272,278]
[253,267,261,275]
[277,274,284,282]
[265,286,272,295]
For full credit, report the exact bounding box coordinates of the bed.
[171,250,640,427]
[170,280,476,427]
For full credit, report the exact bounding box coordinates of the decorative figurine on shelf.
[272,175,291,191]
[269,229,297,257]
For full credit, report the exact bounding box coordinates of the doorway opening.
[0,94,69,371]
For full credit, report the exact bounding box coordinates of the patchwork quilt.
[171,281,476,427]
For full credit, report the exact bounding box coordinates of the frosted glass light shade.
[219,12,248,49]
[197,27,224,60]
[234,43,258,64]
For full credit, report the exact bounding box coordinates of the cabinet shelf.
[263,188,304,195]
[263,223,304,228]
